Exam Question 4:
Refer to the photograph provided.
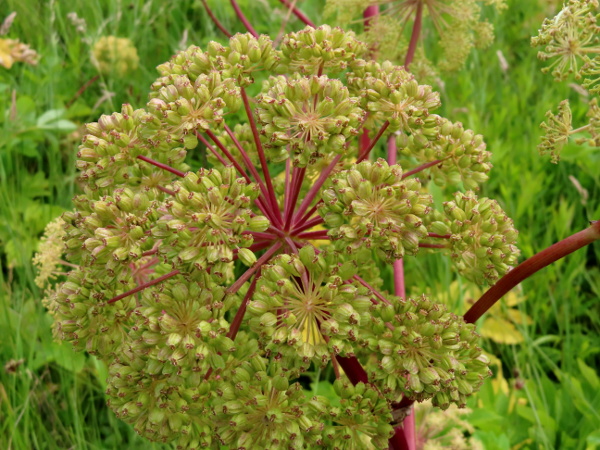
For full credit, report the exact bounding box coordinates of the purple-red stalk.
[464,220,600,323]
[107,270,180,304]
[296,230,329,240]
[137,155,186,178]
[220,125,272,206]
[401,158,447,179]
[352,275,391,305]
[197,132,249,180]
[404,2,424,69]
[292,154,342,225]
[283,158,292,220]
[240,88,282,223]
[419,243,447,249]
[201,0,233,38]
[284,167,307,230]
[227,242,283,294]
[136,257,160,272]
[248,231,278,241]
[230,0,259,37]
[363,5,379,29]
[360,128,371,154]
[292,216,324,235]
[268,226,287,238]
[227,272,260,340]
[295,204,320,229]
[363,5,380,59]
[428,232,451,239]
[204,129,283,227]
[388,130,415,450]
[357,121,390,163]
[248,240,273,253]
[335,355,369,384]
[66,75,99,109]
[157,185,176,196]
[197,131,279,225]
[278,0,316,28]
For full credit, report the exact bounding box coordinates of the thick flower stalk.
[42,26,522,448]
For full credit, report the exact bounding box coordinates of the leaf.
[587,430,600,447]
[36,108,77,132]
[472,430,511,450]
[40,119,78,131]
[36,108,66,126]
[480,316,524,344]
[506,308,533,325]
[51,341,86,373]
[577,359,600,390]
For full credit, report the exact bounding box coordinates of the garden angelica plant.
[41,25,518,449]
[37,4,600,448]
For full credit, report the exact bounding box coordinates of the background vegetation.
[0,0,598,448]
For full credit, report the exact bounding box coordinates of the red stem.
[230,0,258,37]
[419,243,447,249]
[292,155,342,226]
[201,0,233,38]
[241,88,282,224]
[136,155,185,178]
[107,270,180,304]
[293,216,324,235]
[66,75,99,109]
[388,130,415,450]
[198,131,249,180]
[227,242,283,294]
[227,272,260,340]
[353,275,391,305]
[285,167,307,230]
[204,129,281,227]
[428,233,451,239]
[295,204,320,229]
[248,240,273,253]
[464,220,600,323]
[401,158,447,179]
[357,121,390,163]
[363,5,379,29]
[335,355,369,384]
[249,231,278,241]
[157,185,176,196]
[277,0,316,27]
[389,430,411,450]
[296,230,329,240]
[360,128,371,155]
[137,257,160,272]
[404,2,423,69]
[219,126,272,208]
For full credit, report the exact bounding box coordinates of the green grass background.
[1,0,599,448]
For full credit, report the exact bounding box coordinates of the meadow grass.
[1,0,599,448]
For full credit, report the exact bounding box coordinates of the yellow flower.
[0,38,39,69]
[92,36,139,77]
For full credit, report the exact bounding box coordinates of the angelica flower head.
[41,26,519,447]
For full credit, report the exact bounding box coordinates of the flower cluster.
[40,26,519,448]
[92,36,139,77]
[532,0,600,88]
[533,1,600,164]
[319,158,432,261]
[398,115,492,190]
[324,0,506,72]
[362,295,491,410]
[434,191,520,285]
